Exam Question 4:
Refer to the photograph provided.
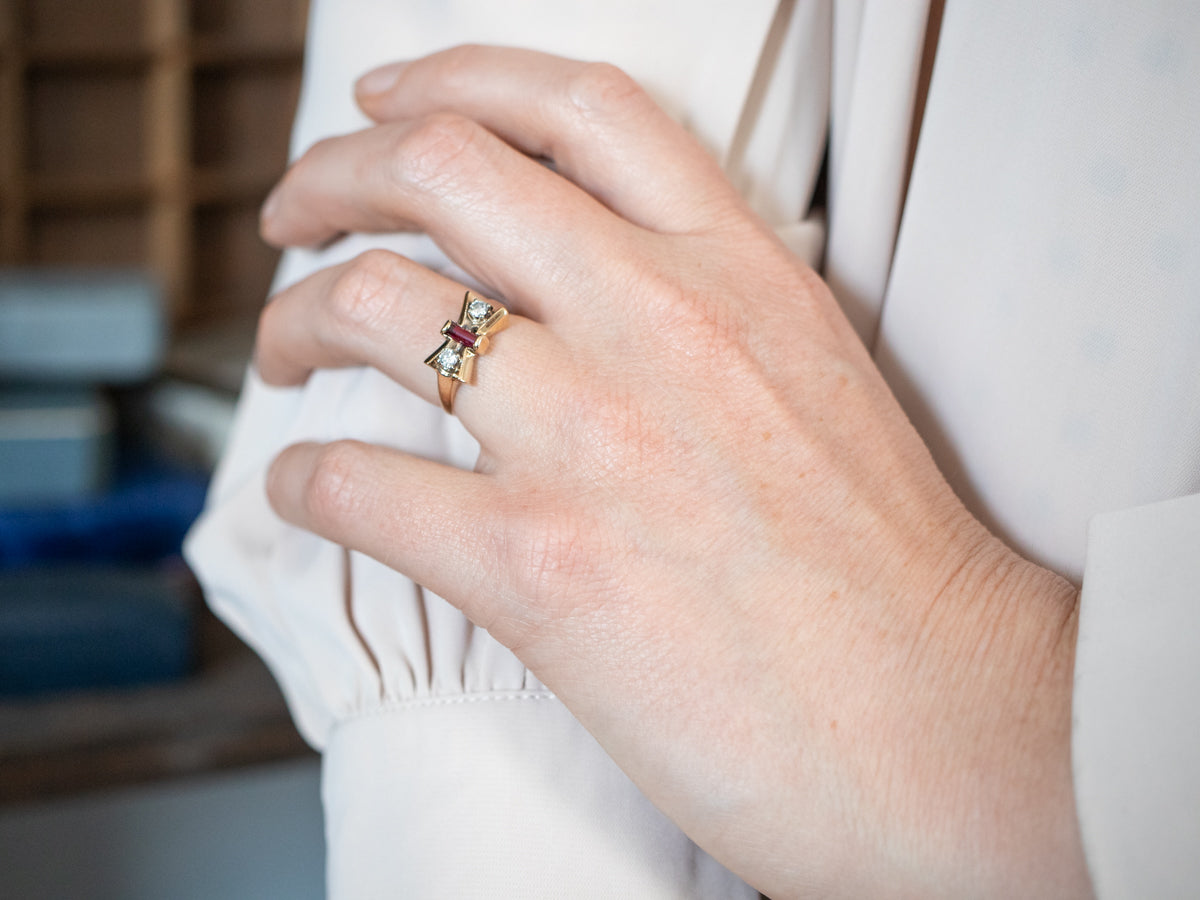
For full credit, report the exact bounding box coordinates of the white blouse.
[186,1,1200,896]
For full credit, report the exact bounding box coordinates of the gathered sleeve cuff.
[183,358,755,898]
[321,694,756,899]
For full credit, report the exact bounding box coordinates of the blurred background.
[0,2,324,896]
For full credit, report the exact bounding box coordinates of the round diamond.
[466,299,492,323]
[435,346,462,376]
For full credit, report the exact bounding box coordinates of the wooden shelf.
[191,37,305,69]
[29,174,153,208]
[190,167,278,205]
[22,40,305,71]
[0,0,313,803]
[24,43,160,70]
[0,0,308,326]
[27,168,288,210]
[168,310,259,393]
[0,608,313,805]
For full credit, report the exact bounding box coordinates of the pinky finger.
[266,439,507,628]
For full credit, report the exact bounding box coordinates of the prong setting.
[425,291,509,412]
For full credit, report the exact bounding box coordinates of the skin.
[255,45,1093,899]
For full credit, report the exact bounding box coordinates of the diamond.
[435,345,461,376]
[466,298,492,323]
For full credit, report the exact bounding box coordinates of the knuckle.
[287,135,333,185]
[435,44,486,90]
[565,62,646,121]
[505,509,603,609]
[304,442,366,527]
[640,272,750,366]
[326,249,405,336]
[388,113,487,192]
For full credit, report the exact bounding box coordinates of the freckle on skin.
[762,431,772,441]
[830,720,838,731]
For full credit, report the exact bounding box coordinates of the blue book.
[0,564,194,696]
[0,459,209,568]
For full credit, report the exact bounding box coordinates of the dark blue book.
[0,460,209,569]
[0,564,194,696]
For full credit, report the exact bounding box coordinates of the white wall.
[0,758,324,900]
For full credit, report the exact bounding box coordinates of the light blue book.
[0,268,164,382]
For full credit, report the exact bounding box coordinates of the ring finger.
[255,248,568,454]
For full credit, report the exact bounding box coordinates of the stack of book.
[0,269,209,696]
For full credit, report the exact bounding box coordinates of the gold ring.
[424,291,509,414]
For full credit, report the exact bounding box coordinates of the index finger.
[354,46,744,235]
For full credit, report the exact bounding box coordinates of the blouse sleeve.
[184,321,758,898]
[181,0,836,896]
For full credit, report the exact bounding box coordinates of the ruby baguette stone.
[446,322,478,348]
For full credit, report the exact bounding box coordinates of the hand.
[256,46,1091,898]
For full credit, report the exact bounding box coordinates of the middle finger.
[259,115,639,325]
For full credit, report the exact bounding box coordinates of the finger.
[259,113,639,321]
[267,440,507,629]
[257,249,473,391]
[255,249,567,454]
[355,45,742,234]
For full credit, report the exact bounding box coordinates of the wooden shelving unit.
[0,605,314,804]
[0,1,314,801]
[0,0,308,328]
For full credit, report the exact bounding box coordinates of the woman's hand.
[255,46,1090,899]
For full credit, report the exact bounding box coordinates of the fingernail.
[264,442,313,521]
[264,449,291,516]
[356,61,408,97]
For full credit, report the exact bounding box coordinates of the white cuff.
[1074,491,1200,898]
[321,692,757,899]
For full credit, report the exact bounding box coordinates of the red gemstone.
[446,322,477,348]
